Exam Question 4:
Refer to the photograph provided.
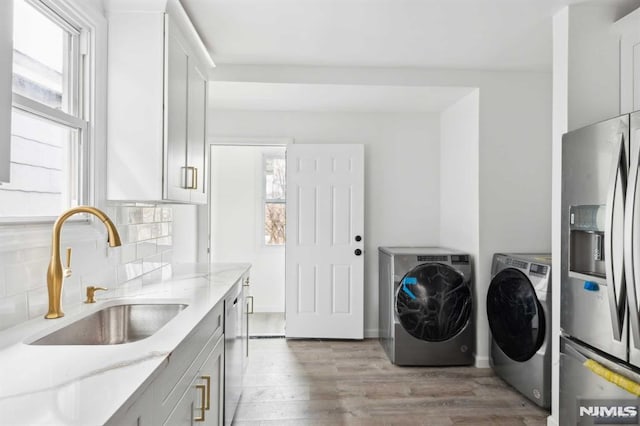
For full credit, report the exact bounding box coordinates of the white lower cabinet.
[164,337,224,426]
[106,381,155,426]
[106,300,225,426]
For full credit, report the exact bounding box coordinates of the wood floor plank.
[235,338,548,425]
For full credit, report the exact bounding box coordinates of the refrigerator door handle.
[626,137,640,348]
[605,134,626,341]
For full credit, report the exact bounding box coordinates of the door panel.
[285,144,364,339]
[165,18,189,202]
[560,336,640,426]
[561,115,629,359]
[186,60,206,204]
[629,111,640,368]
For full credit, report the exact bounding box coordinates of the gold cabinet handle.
[201,375,211,410]
[185,166,198,190]
[195,384,206,422]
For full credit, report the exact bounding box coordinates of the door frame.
[201,137,294,263]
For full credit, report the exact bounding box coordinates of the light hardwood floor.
[234,338,548,425]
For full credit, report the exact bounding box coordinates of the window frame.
[262,153,286,247]
[1,0,91,224]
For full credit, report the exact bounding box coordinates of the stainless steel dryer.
[487,253,552,409]
[379,247,474,366]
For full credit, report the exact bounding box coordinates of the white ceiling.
[184,0,638,113]
[179,0,633,71]
[211,82,475,113]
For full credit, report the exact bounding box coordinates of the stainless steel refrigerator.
[561,111,640,425]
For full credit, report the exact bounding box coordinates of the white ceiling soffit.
[210,82,475,113]
[180,0,587,71]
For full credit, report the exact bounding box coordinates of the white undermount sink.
[29,303,188,345]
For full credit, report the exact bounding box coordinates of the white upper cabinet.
[106,0,213,203]
[0,0,12,183]
[615,7,640,114]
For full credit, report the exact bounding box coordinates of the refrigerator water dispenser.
[569,205,606,278]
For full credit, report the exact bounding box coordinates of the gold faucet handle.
[85,286,108,303]
[63,247,72,278]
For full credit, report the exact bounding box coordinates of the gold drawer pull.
[195,384,206,422]
[201,375,211,410]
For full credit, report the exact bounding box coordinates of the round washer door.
[395,262,472,342]
[486,268,546,362]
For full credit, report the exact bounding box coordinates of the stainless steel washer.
[487,253,552,409]
[379,247,474,366]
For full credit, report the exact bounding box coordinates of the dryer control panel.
[451,255,470,265]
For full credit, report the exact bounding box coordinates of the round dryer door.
[395,263,472,342]
[487,268,546,362]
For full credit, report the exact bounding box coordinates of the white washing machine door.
[394,262,472,342]
[487,268,546,362]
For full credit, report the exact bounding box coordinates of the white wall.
[440,90,480,258]
[440,89,481,360]
[476,73,553,367]
[210,110,441,336]
[210,145,286,312]
[210,65,552,359]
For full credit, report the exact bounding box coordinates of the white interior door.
[285,144,364,339]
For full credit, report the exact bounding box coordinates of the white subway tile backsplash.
[119,244,136,264]
[0,294,28,329]
[157,236,172,252]
[161,264,173,280]
[142,208,155,224]
[27,287,48,320]
[161,250,174,265]
[0,266,5,297]
[62,276,82,307]
[0,203,175,331]
[136,241,156,259]
[114,277,143,297]
[5,259,47,295]
[142,253,163,275]
[142,267,163,286]
[151,223,162,239]
[120,260,143,283]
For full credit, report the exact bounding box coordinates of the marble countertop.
[0,262,250,426]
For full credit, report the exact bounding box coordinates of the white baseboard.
[546,415,558,426]
[474,354,490,368]
[252,306,284,313]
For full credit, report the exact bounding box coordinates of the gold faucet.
[45,206,122,319]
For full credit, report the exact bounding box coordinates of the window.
[263,155,286,245]
[0,0,88,219]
